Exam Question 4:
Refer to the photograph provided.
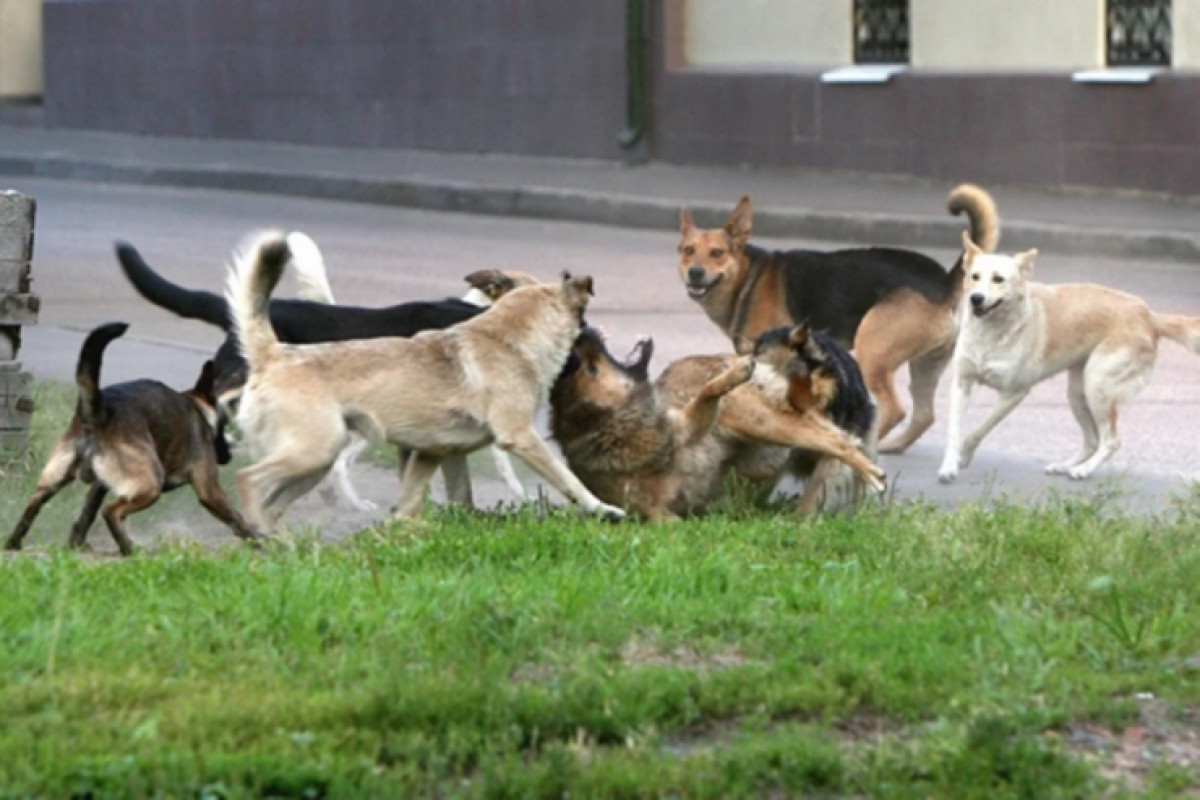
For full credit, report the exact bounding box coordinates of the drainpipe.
[617,0,647,151]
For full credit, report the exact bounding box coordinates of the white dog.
[939,233,1200,483]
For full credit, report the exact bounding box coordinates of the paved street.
[7,175,1200,522]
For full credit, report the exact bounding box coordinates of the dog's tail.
[76,322,129,429]
[1153,314,1200,355]
[115,242,232,330]
[287,232,336,304]
[225,232,291,369]
[947,184,1000,253]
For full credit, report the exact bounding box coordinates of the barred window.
[854,0,909,64]
[1107,0,1172,66]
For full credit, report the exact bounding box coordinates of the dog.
[938,234,1200,483]
[6,323,259,556]
[116,236,536,508]
[676,184,1000,454]
[226,232,625,533]
[549,328,885,520]
[748,323,879,513]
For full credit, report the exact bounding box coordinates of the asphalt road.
[8,176,1200,516]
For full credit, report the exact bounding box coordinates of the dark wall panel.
[41,0,628,160]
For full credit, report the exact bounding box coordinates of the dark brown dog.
[6,323,258,556]
[677,184,999,454]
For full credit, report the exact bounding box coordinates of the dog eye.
[710,248,724,259]
[992,275,1005,284]
[586,362,598,376]
[970,273,980,281]
[682,245,695,256]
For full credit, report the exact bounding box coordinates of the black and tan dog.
[549,328,885,520]
[749,324,877,513]
[6,323,259,556]
[677,184,999,453]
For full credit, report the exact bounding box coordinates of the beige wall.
[1178,0,1200,69]
[0,0,42,97]
[685,0,852,67]
[912,0,1102,70]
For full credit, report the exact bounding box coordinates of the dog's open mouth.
[973,298,1003,318]
[686,274,722,300]
[623,335,654,372]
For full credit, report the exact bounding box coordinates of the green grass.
[3,385,1200,797]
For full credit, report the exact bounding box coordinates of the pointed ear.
[562,272,594,297]
[962,231,983,260]
[1015,248,1038,278]
[193,360,217,398]
[680,206,695,234]
[725,196,753,243]
[733,335,755,356]
[788,322,810,350]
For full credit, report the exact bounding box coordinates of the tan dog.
[227,233,624,532]
[6,323,258,556]
[549,328,885,521]
[677,185,999,453]
[939,234,1200,482]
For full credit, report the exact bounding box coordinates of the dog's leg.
[394,451,442,519]
[956,389,1030,476]
[677,357,753,445]
[723,392,885,494]
[440,454,474,507]
[68,484,109,550]
[492,424,625,521]
[238,457,333,535]
[1046,366,1100,475]
[491,448,527,502]
[1066,347,1153,480]
[326,436,377,512]
[101,492,159,556]
[938,366,976,483]
[5,440,78,551]
[191,461,263,544]
[881,345,953,454]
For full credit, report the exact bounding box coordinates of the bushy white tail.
[225,231,291,368]
[287,232,336,304]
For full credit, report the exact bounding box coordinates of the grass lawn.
[2,384,1200,797]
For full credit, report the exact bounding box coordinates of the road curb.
[2,155,1197,263]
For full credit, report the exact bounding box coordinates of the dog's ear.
[962,231,984,260]
[1015,248,1038,278]
[788,323,810,350]
[680,206,695,234]
[733,335,756,356]
[194,360,217,399]
[464,269,516,301]
[726,196,753,245]
[561,272,594,298]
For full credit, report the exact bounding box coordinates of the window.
[854,0,909,65]
[1107,0,1171,66]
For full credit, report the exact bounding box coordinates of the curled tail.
[943,184,1002,306]
[225,232,291,369]
[76,322,129,429]
[1153,314,1200,355]
[286,232,336,304]
[115,242,231,330]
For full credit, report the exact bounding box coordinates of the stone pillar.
[0,190,39,451]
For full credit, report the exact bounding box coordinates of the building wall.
[911,0,1103,70]
[686,0,852,67]
[0,0,42,98]
[39,0,628,159]
[1179,1,1200,68]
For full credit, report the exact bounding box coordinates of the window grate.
[854,0,909,65]
[1107,0,1172,66]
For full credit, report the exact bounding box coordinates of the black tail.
[76,322,129,429]
[115,242,231,330]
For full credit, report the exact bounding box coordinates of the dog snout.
[687,266,707,284]
[969,293,986,309]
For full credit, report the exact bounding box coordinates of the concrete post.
[0,190,38,451]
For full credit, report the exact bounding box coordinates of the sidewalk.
[1,124,1197,262]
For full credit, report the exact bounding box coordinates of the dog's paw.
[595,503,626,523]
[349,497,379,512]
[865,466,887,494]
[3,539,21,552]
[1044,461,1071,476]
[729,356,755,385]
[938,463,959,484]
[1067,465,1094,481]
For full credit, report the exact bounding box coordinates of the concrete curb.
[2,155,1197,263]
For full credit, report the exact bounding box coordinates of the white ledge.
[820,65,908,84]
[1072,67,1164,84]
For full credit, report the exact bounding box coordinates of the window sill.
[1072,67,1164,84]
[820,65,908,84]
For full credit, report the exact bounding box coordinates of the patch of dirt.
[619,638,753,672]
